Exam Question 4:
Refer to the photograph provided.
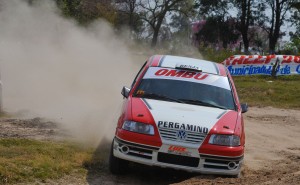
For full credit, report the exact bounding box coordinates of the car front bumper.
[113,137,243,176]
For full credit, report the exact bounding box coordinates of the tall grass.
[0,139,94,184]
[234,75,300,109]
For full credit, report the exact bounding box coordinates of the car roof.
[149,55,226,76]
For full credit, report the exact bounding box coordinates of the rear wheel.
[109,140,128,175]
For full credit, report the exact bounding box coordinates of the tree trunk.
[129,13,133,31]
[151,28,159,47]
[269,36,277,54]
[268,0,282,54]
[150,15,165,48]
[238,0,251,54]
[242,32,249,53]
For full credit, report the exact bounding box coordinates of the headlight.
[208,134,240,146]
[122,121,154,135]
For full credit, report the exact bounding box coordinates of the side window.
[131,61,147,88]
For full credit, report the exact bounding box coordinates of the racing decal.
[217,110,228,119]
[222,55,300,76]
[143,67,231,90]
[150,55,164,67]
[158,55,166,67]
[158,121,209,134]
[159,55,219,75]
[141,98,152,110]
[155,69,208,80]
[175,63,203,71]
[167,145,192,156]
[136,90,145,95]
[144,99,228,147]
[213,63,220,75]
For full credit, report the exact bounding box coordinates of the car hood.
[132,98,238,135]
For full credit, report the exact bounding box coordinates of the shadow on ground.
[85,138,200,185]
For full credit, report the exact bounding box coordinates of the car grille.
[157,152,200,167]
[158,128,206,144]
[125,145,153,159]
[115,137,159,160]
[200,154,243,170]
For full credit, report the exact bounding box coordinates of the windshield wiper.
[178,99,227,110]
[139,93,184,103]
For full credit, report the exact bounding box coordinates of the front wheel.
[230,171,242,178]
[109,140,128,175]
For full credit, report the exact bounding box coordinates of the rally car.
[109,55,248,177]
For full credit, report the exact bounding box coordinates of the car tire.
[109,140,128,175]
[231,171,242,178]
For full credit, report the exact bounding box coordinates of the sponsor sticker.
[158,121,209,134]
[136,90,145,95]
[167,145,191,156]
[143,67,231,90]
[175,64,202,71]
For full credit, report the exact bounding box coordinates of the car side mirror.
[121,86,130,98]
[241,103,248,113]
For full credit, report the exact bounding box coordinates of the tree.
[195,0,229,18]
[114,0,141,32]
[194,1,239,49]
[194,0,242,50]
[56,0,81,21]
[169,13,191,46]
[234,0,254,53]
[80,0,117,24]
[196,16,240,49]
[138,0,194,47]
[291,1,300,36]
[257,0,296,53]
[288,1,300,55]
[56,0,117,24]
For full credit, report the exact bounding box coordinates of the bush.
[199,46,241,63]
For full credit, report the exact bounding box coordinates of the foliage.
[0,139,94,184]
[138,0,194,47]
[234,75,300,109]
[55,0,81,21]
[247,26,269,53]
[55,0,117,24]
[195,16,240,50]
[255,0,296,53]
[291,2,300,37]
[20,0,300,52]
[282,36,300,55]
[199,45,240,63]
[234,0,254,53]
[195,0,230,17]
[114,0,143,35]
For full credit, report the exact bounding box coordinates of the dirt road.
[1,106,300,185]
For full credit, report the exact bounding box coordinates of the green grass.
[0,111,10,118]
[0,139,98,184]
[233,75,300,109]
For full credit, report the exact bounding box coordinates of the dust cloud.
[0,0,138,146]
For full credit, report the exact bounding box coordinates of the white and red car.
[109,55,248,177]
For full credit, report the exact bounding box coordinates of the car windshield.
[133,79,235,110]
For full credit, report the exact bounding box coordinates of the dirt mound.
[0,117,67,141]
